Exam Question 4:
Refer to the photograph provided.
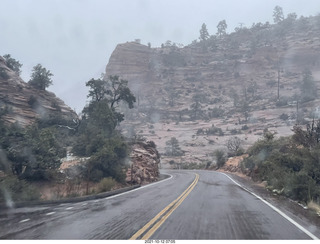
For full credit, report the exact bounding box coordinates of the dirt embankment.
[217,154,251,180]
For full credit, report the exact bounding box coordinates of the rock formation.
[126,140,160,185]
[0,56,77,127]
[104,18,320,167]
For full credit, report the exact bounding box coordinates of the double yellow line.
[130,173,199,240]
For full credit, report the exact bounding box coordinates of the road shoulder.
[219,170,320,238]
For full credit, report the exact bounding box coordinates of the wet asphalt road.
[0,170,319,240]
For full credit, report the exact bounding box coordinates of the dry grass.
[307,200,320,215]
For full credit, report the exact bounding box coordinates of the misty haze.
[1,0,320,241]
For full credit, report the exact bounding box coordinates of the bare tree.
[226,136,242,155]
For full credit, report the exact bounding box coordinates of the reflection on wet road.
[0,170,318,239]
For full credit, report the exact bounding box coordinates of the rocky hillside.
[105,15,320,166]
[0,56,77,127]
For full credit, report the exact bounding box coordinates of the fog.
[0,0,319,112]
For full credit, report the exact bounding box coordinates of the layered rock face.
[104,21,320,166]
[126,140,160,185]
[0,56,77,127]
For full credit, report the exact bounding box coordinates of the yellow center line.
[129,173,199,240]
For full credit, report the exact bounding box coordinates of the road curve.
[0,170,319,240]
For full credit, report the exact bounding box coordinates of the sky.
[1,0,319,113]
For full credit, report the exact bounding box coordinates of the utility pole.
[277,57,281,101]
[277,68,280,101]
[296,99,299,124]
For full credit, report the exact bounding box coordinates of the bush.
[242,128,320,203]
[241,125,249,130]
[207,125,224,136]
[230,128,239,135]
[196,128,204,135]
[97,177,116,193]
[0,176,40,204]
[279,113,289,121]
[276,98,288,107]
[181,162,206,170]
[162,51,186,67]
[214,150,226,168]
[0,67,9,80]
[169,160,176,165]
[285,172,318,203]
[86,136,128,183]
[28,95,38,108]
[208,107,224,118]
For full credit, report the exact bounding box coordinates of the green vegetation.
[0,73,136,204]
[273,6,284,24]
[3,54,22,76]
[181,162,207,170]
[0,176,40,203]
[217,20,227,37]
[214,149,226,168]
[0,117,67,182]
[165,137,184,156]
[0,67,9,80]
[242,122,320,204]
[73,75,136,183]
[0,107,74,202]
[207,124,224,136]
[97,177,116,193]
[28,64,53,90]
[162,50,186,67]
[199,23,209,41]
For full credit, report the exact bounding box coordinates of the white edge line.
[220,172,319,240]
[104,173,173,200]
[19,218,30,223]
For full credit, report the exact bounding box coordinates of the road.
[0,170,319,240]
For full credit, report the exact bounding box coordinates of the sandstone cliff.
[0,56,77,127]
[105,17,320,166]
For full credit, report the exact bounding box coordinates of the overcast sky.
[1,0,319,112]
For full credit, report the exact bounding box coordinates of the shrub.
[181,162,206,170]
[276,98,288,107]
[230,128,239,135]
[208,107,224,118]
[214,149,226,168]
[242,127,320,204]
[279,113,289,121]
[86,136,128,183]
[0,176,40,204]
[197,128,204,135]
[285,172,318,203]
[241,125,249,130]
[28,95,38,108]
[97,177,116,193]
[0,67,9,80]
[169,160,176,165]
[207,125,224,136]
[51,101,61,112]
[226,136,242,156]
[162,51,186,67]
